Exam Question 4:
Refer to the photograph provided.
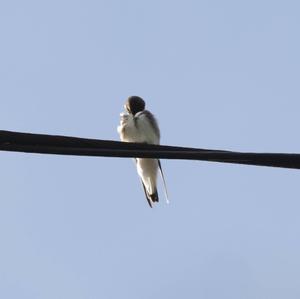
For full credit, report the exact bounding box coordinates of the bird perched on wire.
[117,96,168,207]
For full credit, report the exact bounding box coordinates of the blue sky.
[1,1,300,298]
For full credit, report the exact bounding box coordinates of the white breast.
[117,111,160,145]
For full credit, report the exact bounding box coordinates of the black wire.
[1,130,300,169]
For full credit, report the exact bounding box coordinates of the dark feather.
[158,160,169,200]
[139,176,159,207]
[140,179,153,208]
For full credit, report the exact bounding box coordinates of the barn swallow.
[117,96,168,207]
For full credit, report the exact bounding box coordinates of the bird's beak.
[124,104,130,113]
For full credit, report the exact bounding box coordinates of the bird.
[117,96,168,207]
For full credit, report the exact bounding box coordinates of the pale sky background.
[1,1,300,298]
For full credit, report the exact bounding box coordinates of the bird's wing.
[135,111,160,144]
[158,160,169,204]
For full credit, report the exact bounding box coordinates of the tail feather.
[141,180,153,208]
[140,180,159,208]
[158,160,169,204]
[149,189,159,203]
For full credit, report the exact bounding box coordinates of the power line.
[0,130,300,169]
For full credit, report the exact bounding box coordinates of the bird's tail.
[141,180,158,208]
[158,160,169,204]
[149,189,159,203]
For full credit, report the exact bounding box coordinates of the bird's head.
[125,96,145,116]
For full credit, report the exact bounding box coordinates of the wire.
[1,130,300,169]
